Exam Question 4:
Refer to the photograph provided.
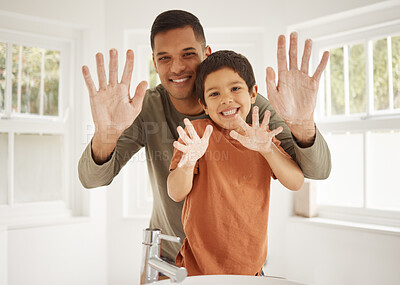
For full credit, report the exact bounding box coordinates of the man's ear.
[204,46,212,59]
[152,54,158,73]
[250,85,258,104]
[198,98,208,115]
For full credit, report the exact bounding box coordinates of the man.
[78,10,331,262]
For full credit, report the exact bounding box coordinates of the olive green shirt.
[78,84,331,260]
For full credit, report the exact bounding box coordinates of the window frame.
[290,1,400,227]
[0,11,81,224]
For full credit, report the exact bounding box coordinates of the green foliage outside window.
[392,36,400,109]
[330,47,345,115]
[373,38,389,110]
[0,43,6,113]
[349,44,366,114]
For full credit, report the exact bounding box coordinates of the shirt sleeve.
[251,94,332,180]
[78,117,145,188]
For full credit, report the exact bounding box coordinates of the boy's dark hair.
[195,50,256,106]
[150,10,206,51]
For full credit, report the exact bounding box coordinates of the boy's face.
[152,26,211,102]
[201,68,257,132]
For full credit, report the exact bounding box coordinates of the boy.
[167,50,304,276]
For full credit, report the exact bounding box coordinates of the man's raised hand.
[266,32,329,145]
[82,49,148,143]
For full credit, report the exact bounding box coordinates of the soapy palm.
[82,49,148,139]
[266,33,329,125]
[174,119,213,168]
[230,107,283,155]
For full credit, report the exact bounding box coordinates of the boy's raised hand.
[230,106,283,155]
[174,119,213,168]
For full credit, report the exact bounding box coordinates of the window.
[293,2,400,228]
[0,17,76,222]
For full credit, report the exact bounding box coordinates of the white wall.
[0,0,108,284]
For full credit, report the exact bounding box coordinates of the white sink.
[155,275,308,285]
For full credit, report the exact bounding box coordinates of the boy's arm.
[260,144,304,191]
[167,119,213,202]
[167,165,196,202]
[231,106,304,190]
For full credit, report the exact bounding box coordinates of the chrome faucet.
[140,228,187,284]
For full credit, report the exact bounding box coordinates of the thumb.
[202,125,213,142]
[130,80,148,109]
[266,67,278,98]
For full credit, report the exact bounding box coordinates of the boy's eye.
[232,87,241,92]
[158,56,170,61]
[209,92,219,97]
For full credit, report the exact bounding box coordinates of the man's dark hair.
[150,10,206,51]
[195,50,256,106]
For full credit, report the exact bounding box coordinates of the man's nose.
[170,58,185,74]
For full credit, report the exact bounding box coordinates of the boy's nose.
[220,93,233,104]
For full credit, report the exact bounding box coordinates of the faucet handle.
[159,234,181,243]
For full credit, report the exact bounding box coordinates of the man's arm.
[78,118,145,188]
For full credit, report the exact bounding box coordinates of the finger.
[95,53,107,90]
[261,110,271,131]
[109,49,118,87]
[289,32,298,70]
[229,130,246,145]
[173,141,188,153]
[121,49,134,86]
[177,126,192,144]
[252,106,259,128]
[184,118,198,140]
[202,125,213,142]
[82,66,97,95]
[270,126,283,137]
[130,81,148,110]
[312,51,329,82]
[234,114,251,133]
[266,67,278,99]
[277,35,288,74]
[301,39,312,74]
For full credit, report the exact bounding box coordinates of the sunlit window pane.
[349,43,366,114]
[330,47,345,115]
[366,131,400,211]
[0,42,6,113]
[392,36,400,110]
[11,45,60,116]
[44,50,59,116]
[0,133,8,205]
[317,132,364,207]
[14,134,63,203]
[373,38,389,111]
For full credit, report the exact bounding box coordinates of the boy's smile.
[201,67,257,132]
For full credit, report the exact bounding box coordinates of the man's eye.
[184,52,195,57]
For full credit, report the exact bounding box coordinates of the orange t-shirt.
[169,119,290,276]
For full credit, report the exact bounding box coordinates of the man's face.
[201,68,257,132]
[152,26,211,101]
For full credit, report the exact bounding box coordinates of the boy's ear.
[198,98,208,115]
[152,54,158,73]
[250,85,258,104]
